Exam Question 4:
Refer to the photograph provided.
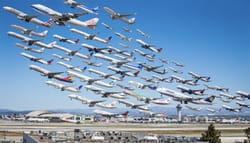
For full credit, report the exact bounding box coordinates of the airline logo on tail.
[86,18,99,29]
[157,48,162,53]
[205,96,215,103]
[59,75,74,83]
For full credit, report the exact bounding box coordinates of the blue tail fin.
[78,85,83,90]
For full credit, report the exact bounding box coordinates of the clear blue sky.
[0,0,249,113]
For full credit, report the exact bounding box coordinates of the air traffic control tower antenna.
[176,104,182,123]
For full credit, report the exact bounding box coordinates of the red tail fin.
[157,48,162,53]
[122,111,129,116]
[75,39,79,44]
[47,59,54,65]
[85,18,99,29]
[134,71,140,77]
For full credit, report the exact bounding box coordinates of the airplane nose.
[3,6,10,10]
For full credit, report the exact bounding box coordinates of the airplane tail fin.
[134,71,140,77]
[75,39,79,44]
[128,18,136,24]
[43,18,54,28]
[204,96,215,103]
[122,111,129,116]
[63,75,74,83]
[85,17,99,29]
[105,36,112,44]
[81,66,87,72]
[108,49,112,54]
[128,37,132,42]
[47,59,54,65]
[92,6,99,12]
[40,30,48,37]
[148,85,157,90]
[78,85,83,90]
[157,48,163,53]
[48,41,56,48]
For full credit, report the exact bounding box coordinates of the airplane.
[185,105,202,111]
[3,6,52,27]
[101,22,113,30]
[11,24,48,37]
[71,28,112,44]
[85,85,125,99]
[46,80,82,93]
[138,110,167,118]
[116,83,134,91]
[81,43,112,54]
[53,44,90,59]
[206,108,221,113]
[168,67,183,74]
[21,52,53,65]
[190,96,215,105]
[220,97,231,103]
[123,90,164,104]
[236,101,250,108]
[26,118,49,122]
[94,53,120,62]
[15,43,45,54]
[134,49,155,61]
[136,39,162,53]
[52,54,71,61]
[114,32,132,41]
[219,93,239,100]
[152,75,172,83]
[171,61,184,67]
[103,7,136,24]
[159,58,169,64]
[204,84,229,92]
[119,43,131,48]
[67,71,114,88]
[236,91,250,99]
[114,54,135,62]
[121,63,143,71]
[138,62,163,72]
[122,27,132,33]
[177,85,207,96]
[53,34,79,45]
[222,105,242,112]
[82,60,102,67]
[68,94,105,107]
[31,4,99,29]
[188,71,211,82]
[93,109,129,118]
[140,76,159,84]
[150,99,171,105]
[129,80,157,90]
[108,66,140,77]
[136,29,150,38]
[88,68,123,81]
[85,85,104,94]
[57,61,86,73]
[7,31,55,49]
[108,46,133,57]
[64,0,99,15]
[118,99,149,111]
[96,101,117,109]
[170,75,199,86]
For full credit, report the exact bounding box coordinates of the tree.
[244,127,250,143]
[201,123,221,143]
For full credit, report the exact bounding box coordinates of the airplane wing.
[89,100,105,106]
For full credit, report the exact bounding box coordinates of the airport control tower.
[176,104,182,123]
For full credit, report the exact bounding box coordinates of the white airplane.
[114,54,135,63]
[68,94,105,107]
[171,61,184,67]
[8,31,55,49]
[53,44,90,59]
[71,28,112,44]
[190,96,215,105]
[177,85,206,96]
[138,110,167,118]
[236,101,250,108]
[16,43,45,54]
[31,4,99,29]
[152,75,172,83]
[236,91,250,99]
[134,49,155,61]
[11,24,48,37]
[206,108,221,113]
[52,54,71,61]
[122,27,132,33]
[67,71,114,88]
[188,71,211,82]
[96,101,117,109]
[81,43,112,54]
[27,118,49,122]
[29,64,64,79]
[204,84,229,92]
[58,61,86,73]
[85,85,104,93]
[219,92,239,100]
[93,109,129,118]
[116,83,134,91]
[138,62,163,72]
[85,85,125,99]
[136,29,150,38]
[136,39,162,53]
[53,34,79,45]
[108,46,133,57]
[21,52,53,65]
[94,53,119,62]
[222,105,242,112]
[82,60,102,67]
[64,0,99,15]
[118,99,149,111]
[88,68,123,81]
[108,66,140,77]
[46,80,82,93]
[3,6,52,27]
[114,32,132,41]
[140,76,159,84]
[220,97,231,103]
[151,99,171,105]
[121,63,143,71]
[101,22,113,30]
[168,67,183,74]
[119,43,131,48]
[170,75,199,86]
[185,105,202,111]
[159,58,169,64]
[103,7,136,24]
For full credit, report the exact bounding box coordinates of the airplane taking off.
[206,108,221,113]
[185,105,202,111]
[64,0,99,15]
[118,99,149,111]
[108,66,140,77]
[222,105,242,112]
[177,85,206,96]
[170,75,199,86]
[53,44,90,59]
[129,80,157,90]
[219,92,239,100]
[116,83,134,91]
[236,101,250,108]
[101,22,113,30]
[108,46,133,57]
[188,71,211,82]
[11,24,48,37]
[96,101,117,109]
[93,109,129,118]
[236,91,250,99]
[58,61,86,73]
[171,61,184,67]
[136,29,150,38]
[71,28,112,44]
[134,49,155,61]
[52,54,71,61]
[122,27,132,33]
[53,34,79,45]
[46,80,82,93]
[168,67,183,74]
[136,39,162,53]
[88,68,122,81]
[31,4,99,29]
[138,62,164,73]
[152,75,172,83]
[114,32,132,41]
[159,58,169,64]
[81,43,112,54]
[82,60,102,67]
[21,52,53,65]
[119,43,131,48]
[29,64,62,79]
[204,84,229,92]
[189,96,215,105]
[3,6,52,27]
[68,94,105,107]
[8,31,55,49]
[103,7,136,24]
[16,43,45,54]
